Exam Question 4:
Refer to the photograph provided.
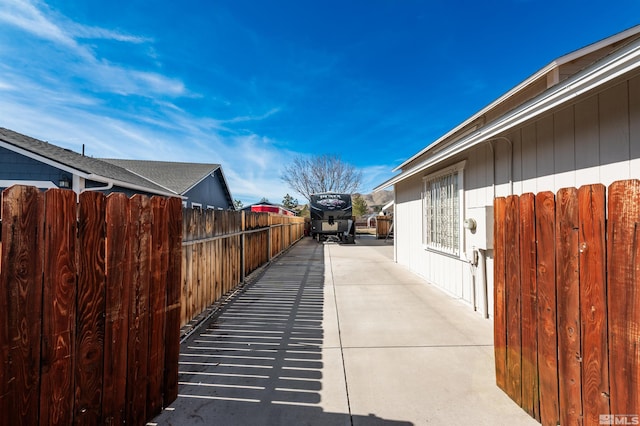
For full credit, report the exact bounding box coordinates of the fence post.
[241,211,246,283]
[268,226,272,261]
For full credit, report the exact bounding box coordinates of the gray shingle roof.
[100,159,220,195]
[0,127,176,195]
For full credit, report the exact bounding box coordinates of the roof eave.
[392,61,559,172]
[85,174,183,199]
[394,24,640,173]
[379,36,640,190]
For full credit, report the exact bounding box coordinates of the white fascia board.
[381,200,394,211]
[0,180,57,189]
[382,37,640,190]
[372,177,397,192]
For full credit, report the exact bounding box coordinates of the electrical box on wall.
[464,206,494,250]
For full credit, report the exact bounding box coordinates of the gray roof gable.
[0,127,176,195]
[100,159,221,195]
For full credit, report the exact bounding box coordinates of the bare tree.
[281,154,362,202]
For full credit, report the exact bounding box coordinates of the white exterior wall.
[508,76,640,196]
[395,175,470,305]
[393,73,640,318]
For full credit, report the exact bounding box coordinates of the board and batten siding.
[393,73,640,317]
[507,76,640,197]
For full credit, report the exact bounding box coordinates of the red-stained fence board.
[147,197,169,417]
[0,186,44,426]
[519,193,540,420]
[607,180,640,416]
[505,195,522,406]
[40,189,77,426]
[555,187,582,426]
[75,191,107,425]
[578,184,610,426]
[535,191,560,426]
[163,197,183,406]
[102,193,131,425]
[126,195,152,426]
[493,197,507,392]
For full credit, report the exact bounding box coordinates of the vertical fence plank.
[75,191,107,425]
[519,193,539,420]
[40,189,76,426]
[147,197,169,418]
[578,184,609,426]
[493,197,507,392]
[607,179,640,417]
[191,211,198,318]
[556,187,582,426]
[164,197,182,406]
[0,186,44,426]
[126,195,152,426]
[103,193,131,425]
[205,210,213,308]
[197,210,204,316]
[505,195,522,406]
[536,191,560,426]
[181,208,190,327]
[214,238,221,301]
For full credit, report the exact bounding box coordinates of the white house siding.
[506,75,640,196]
[394,174,470,305]
[393,72,640,318]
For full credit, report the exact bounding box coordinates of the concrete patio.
[150,235,537,425]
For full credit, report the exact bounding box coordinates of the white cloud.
[0,0,77,48]
[0,0,312,203]
[92,66,188,97]
[0,0,185,98]
[69,23,152,44]
[0,0,150,46]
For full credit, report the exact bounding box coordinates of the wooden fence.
[494,180,640,426]
[180,209,306,327]
[0,186,182,426]
[376,216,393,239]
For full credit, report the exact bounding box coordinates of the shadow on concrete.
[152,238,412,426]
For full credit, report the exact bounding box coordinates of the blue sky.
[1,1,639,204]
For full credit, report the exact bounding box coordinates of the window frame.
[422,160,466,258]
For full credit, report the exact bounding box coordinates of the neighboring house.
[0,128,235,210]
[374,25,640,318]
[242,201,296,216]
[101,159,235,210]
[0,127,175,197]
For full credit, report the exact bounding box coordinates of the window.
[422,161,465,256]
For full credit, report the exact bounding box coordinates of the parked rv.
[309,192,355,243]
